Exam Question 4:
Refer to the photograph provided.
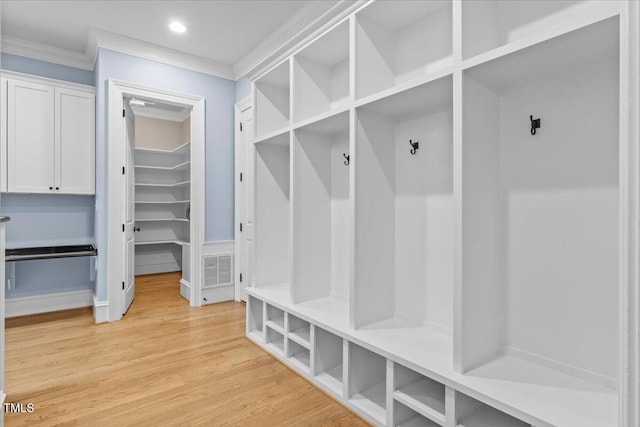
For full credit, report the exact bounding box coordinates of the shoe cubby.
[462,0,618,60]
[265,304,285,333]
[313,327,344,396]
[354,76,453,331]
[255,60,290,138]
[292,111,350,306]
[288,314,311,348]
[247,295,264,341]
[394,401,441,427]
[393,364,445,425]
[459,16,620,391]
[255,134,290,290]
[356,0,452,99]
[265,325,285,356]
[287,339,311,374]
[455,394,530,427]
[348,342,387,424]
[293,21,350,123]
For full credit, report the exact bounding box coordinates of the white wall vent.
[203,254,233,287]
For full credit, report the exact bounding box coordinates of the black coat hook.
[343,153,350,166]
[409,139,419,155]
[530,115,541,135]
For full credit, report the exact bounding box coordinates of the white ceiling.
[0,0,312,71]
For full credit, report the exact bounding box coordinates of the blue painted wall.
[1,55,96,297]
[94,48,236,300]
[235,76,252,102]
[1,53,94,86]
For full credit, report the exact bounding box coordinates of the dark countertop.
[0,216,9,223]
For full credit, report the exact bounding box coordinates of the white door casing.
[123,102,136,314]
[235,97,254,301]
[107,79,205,322]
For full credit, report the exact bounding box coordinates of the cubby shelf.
[247,0,629,426]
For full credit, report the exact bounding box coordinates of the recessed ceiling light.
[169,21,187,33]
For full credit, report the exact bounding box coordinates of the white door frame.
[234,96,252,301]
[107,79,205,321]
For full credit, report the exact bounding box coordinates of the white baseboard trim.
[6,289,93,318]
[180,279,190,301]
[135,263,180,276]
[93,295,109,323]
[201,284,234,305]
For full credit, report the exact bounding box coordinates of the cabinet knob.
[49,187,53,190]
[55,187,60,190]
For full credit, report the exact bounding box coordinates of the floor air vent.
[203,254,233,287]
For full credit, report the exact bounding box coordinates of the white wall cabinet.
[247,1,638,426]
[3,73,95,195]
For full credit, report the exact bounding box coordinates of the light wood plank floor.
[5,272,369,426]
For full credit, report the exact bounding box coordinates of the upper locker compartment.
[254,61,291,140]
[462,0,620,61]
[293,21,350,124]
[356,0,453,100]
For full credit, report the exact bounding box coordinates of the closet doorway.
[107,80,205,322]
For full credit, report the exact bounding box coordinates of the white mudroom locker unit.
[244,1,638,427]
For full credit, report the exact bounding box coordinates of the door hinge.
[122,224,125,232]
[122,166,125,175]
[240,273,243,283]
[240,223,243,232]
[123,109,125,118]
[240,122,243,131]
[122,281,125,290]
[240,172,243,182]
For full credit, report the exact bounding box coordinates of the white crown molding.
[1,0,368,82]
[87,28,235,80]
[234,0,369,80]
[1,35,94,71]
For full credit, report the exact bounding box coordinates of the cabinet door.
[55,88,95,194]
[7,79,55,193]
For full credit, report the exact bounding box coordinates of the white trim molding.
[1,36,94,71]
[1,1,367,82]
[201,285,234,305]
[6,289,93,318]
[93,295,109,324]
[87,29,235,80]
[180,279,190,301]
[107,79,205,322]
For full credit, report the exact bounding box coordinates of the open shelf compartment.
[394,364,445,425]
[287,339,310,374]
[455,393,530,427]
[348,342,387,424]
[288,314,311,348]
[314,327,344,397]
[293,21,350,123]
[460,14,620,402]
[265,325,285,356]
[255,60,290,138]
[255,133,290,291]
[265,304,285,332]
[462,0,618,61]
[247,295,264,341]
[354,76,453,333]
[292,110,350,308]
[395,401,441,427]
[356,0,452,99]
